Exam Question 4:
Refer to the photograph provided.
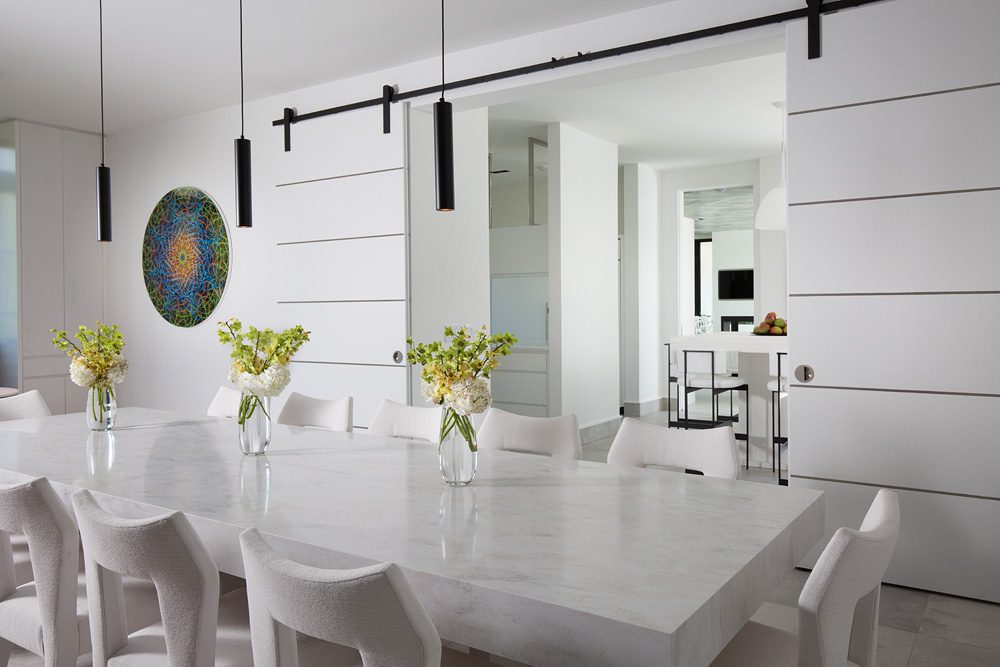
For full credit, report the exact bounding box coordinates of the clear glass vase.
[86,386,117,431]
[439,408,478,486]
[238,393,271,456]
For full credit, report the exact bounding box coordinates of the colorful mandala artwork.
[142,187,230,328]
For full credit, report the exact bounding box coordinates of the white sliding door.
[786,0,1000,602]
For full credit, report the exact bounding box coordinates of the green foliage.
[406,325,517,404]
[217,318,311,375]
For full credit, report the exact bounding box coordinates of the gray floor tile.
[919,594,1000,652]
[877,626,916,667]
[879,584,929,633]
[908,635,1000,667]
[768,568,809,607]
[750,600,799,634]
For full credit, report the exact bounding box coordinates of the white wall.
[619,164,660,406]
[0,123,16,389]
[786,0,1000,602]
[548,123,619,428]
[711,229,754,333]
[408,106,491,405]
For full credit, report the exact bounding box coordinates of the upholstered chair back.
[476,408,582,461]
[206,386,242,419]
[368,399,442,443]
[240,528,441,666]
[0,390,52,421]
[277,392,353,432]
[72,490,221,667]
[608,418,739,479]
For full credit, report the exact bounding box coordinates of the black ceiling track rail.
[273,0,885,151]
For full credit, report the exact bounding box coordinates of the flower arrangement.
[407,325,517,451]
[217,318,311,428]
[51,322,127,428]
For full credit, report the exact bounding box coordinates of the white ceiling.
[489,51,786,171]
[0,0,672,134]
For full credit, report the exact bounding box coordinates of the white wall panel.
[275,301,406,366]
[61,131,105,332]
[491,371,547,407]
[21,355,68,378]
[787,0,1000,113]
[790,293,1000,394]
[23,376,64,415]
[788,85,1000,204]
[492,402,548,418]
[286,362,406,428]
[18,123,63,358]
[789,190,1000,294]
[497,351,547,373]
[272,105,404,186]
[274,169,404,244]
[792,478,1000,602]
[791,387,1000,499]
[275,236,405,303]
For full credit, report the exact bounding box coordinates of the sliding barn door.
[786,0,1000,602]
[271,104,409,428]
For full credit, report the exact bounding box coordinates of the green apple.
[773,318,786,328]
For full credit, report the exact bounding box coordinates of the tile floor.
[582,408,1000,666]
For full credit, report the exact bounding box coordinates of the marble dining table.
[0,408,824,667]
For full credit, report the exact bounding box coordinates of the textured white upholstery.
[767,378,788,393]
[608,418,738,479]
[476,408,582,461]
[687,375,746,390]
[676,351,746,390]
[277,392,353,432]
[72,490,251,666]
[206,386,241,419]
[240,528,440,667]
[368,399,441,443]
[0,391,51,422]
[711,490,901,667]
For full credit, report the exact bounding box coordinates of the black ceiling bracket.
[807,0,823,59]
[382,85,395,134]
[271,0,885,135]
[282,107,295,152]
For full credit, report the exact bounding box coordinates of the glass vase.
[439,408,478,486]
[86,386,116,431]
[238,392,271,456]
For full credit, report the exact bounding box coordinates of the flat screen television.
[718,269,753,300]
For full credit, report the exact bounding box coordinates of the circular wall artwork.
[142,187,230,328]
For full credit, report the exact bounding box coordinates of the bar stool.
[677,350,751,468]
[72,490,253,666]
[664,343,679,428]
[240,528,491,666]
[768,352,789,485]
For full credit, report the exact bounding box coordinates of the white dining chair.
[240,528,490,666]
[368,399,442,443]
[72,490,253,666]
[476,408,582,461]
[0,390,51,422]
[608,417,738,479]
[277,392,353,432]
[711,489,901,667]
[206,386,242,419]
[0,477,160,665]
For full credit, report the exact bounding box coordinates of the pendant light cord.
[239,0,245,138]
[99,0,105,165]
[440,0,445,101]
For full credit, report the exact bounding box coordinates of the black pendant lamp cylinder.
[434,99,454,212]
[235,137,252,227]
[96,165,112,242]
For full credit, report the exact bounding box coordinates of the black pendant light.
[433,0,455,212]
[96,0,111,242]
[234,0,252,228]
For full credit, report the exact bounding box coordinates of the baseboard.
[579,417,622,445]
[622,397,667,418]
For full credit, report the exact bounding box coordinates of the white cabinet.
[0,121,104,414]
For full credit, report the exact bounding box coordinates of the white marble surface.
[0,409,823,666]
[670,332,789,355]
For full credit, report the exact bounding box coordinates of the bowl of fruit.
[753,312,787,336]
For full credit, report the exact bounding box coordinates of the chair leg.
[771,391,776,473]
[744,387,750,470]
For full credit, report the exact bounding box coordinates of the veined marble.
[0,409,823,666]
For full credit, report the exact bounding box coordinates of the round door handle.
[392,350,404,364]
[794,365,815,383]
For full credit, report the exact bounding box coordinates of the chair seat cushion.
[709,620,861,667]
[767,378,788,393]
[685,375,746,390]
[0,566,159,658]
[109,589,251,666]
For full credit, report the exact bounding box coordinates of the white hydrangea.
[422,380,443,405]
[233,363,291,398]
[69,357,96,388]
[107,354,128,385]
[445,377,491,416]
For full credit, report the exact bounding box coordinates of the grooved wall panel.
[276,301,406,367]
[274,169,405,244]
[788,190,1000,294]
[789,293,1000,395]
[275,236,405,303]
